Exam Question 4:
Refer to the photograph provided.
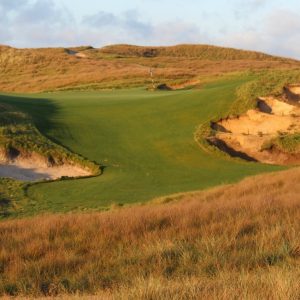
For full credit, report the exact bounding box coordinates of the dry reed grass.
[0,168,299,298]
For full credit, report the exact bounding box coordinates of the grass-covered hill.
[100,44,288,60]
[0,44,299,92]
[0,167,299,298]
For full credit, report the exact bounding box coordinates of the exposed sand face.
[284,85,300,103]
[258,97,295,115]
[288,86,300,95]
[211,97,300,164]
[0,154,92,182]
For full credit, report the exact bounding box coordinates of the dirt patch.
[210,93,300,165]
[0,151,93,181]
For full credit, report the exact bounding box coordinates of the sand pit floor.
[0,162,92,182]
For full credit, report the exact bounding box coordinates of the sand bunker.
[65,49,87,59]
[288,86,300,94]
[284,84,300,103]
[210,96,300,165]
[0,154,92,182]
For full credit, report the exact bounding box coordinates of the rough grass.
[0,44,299,92]
[100,44,295,60]
[0,179,25,218]
[0,167,299,298]
[262,133,300,154]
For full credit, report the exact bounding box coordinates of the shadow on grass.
[0,93,103,172]
[0,93,61,136]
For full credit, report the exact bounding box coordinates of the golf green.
[0,78,282,214]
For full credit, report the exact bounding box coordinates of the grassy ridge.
[0,44,299,92]
[0,168,299,298]
[100,44,292,60]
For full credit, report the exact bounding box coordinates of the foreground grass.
[0,78,282,216]
[0,168,299,298]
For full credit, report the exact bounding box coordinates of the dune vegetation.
[99,44,290,59]
[263,133,300,154]
[0,44,299,93]
[0,167,299,298]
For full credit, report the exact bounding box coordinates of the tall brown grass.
[100,44,296,60]
[0,168,299,299]
[0,44,299,92]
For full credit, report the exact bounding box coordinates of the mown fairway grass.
[0,78,283,215]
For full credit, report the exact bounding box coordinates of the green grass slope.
[0,77,282,216]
